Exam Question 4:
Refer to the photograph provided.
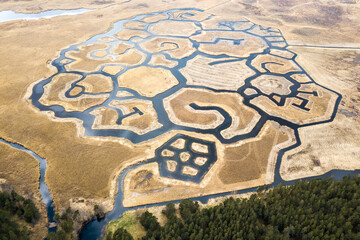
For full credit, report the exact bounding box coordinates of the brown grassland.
[0,0,359,234]
[123,121,295,207]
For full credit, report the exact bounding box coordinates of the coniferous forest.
[106,175,360,240]
[0,190,40,240]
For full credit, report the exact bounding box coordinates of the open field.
[164,88,260,133]
[118,66,179,97]
[180,55,255,91]
[0,0,359,238]
[123,121,295,207]
[281,47,360,180]
[140,37,195,59]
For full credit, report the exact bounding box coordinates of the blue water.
[19,7,359,239]
[0,9,90,23]
[153,134,218,183]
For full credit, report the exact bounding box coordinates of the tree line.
[107,175,360,240]
[0,190,40,240]
[46,206,79,240]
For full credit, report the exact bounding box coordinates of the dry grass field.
[280,47,360,180]
[123,121,295,207]
[39,73,110,112]
[164,88,260,131]
[0,0,359,231]
[118,66,179,97]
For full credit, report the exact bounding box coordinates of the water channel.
[1,7,359,240]
[0,138,57,233]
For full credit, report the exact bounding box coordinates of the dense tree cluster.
[106,227,134,240]
[47,207,78,240]
[0,190,39,240]
[135,175,360,240]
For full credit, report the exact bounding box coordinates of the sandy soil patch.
[170,138,186,149]
[166,160,177,172]
[270,48,295,59]
[194,157,207,166]
[161,149,175,157]
[98,36,116,43]
[182,166,198,176]
[191,142,208,154]
[93,50,108,58]
[179,151,191,162]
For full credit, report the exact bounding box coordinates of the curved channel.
[79,147,360,240]
[21,7,359,239]
[0,138,57,233]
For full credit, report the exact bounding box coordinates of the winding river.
[0,138,57,233]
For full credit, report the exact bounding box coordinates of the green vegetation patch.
[47,207,80,240]
[0,190,40,240]
[107,175,360,240]
[105,211,146,240]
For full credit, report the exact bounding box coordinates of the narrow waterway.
[0,138,57,233]
[79,149,360,240]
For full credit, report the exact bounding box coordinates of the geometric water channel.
[20,7,355,240]
[29,9,339,146]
